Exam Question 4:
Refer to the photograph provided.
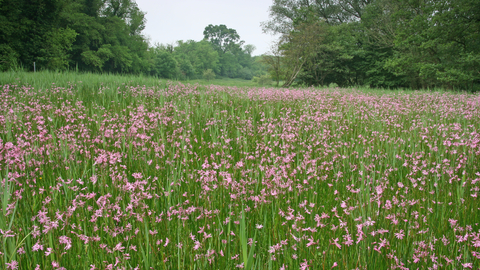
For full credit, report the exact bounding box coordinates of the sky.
[134,0,279,56]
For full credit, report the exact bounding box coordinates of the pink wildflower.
[5,261,18,270]
[59,235,72,250]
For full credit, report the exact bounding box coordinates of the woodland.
[1,0,479,90]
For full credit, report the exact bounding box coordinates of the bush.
[0,44,19,71]
[203,69,216,82]
[252,74,272,86]
[238,67,253,80]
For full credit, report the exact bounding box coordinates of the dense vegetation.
[150,25,266,80]
[0,0,264,80]
[0,0,149,73]
[261,0,480,91]
[1,0,479,90]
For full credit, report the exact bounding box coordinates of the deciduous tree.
[279,12,327,87]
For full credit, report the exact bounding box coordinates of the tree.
[38,27,78,70]
[261,0,373,36]
[53,0,149,73]
[203,69,215,82]
[218,53,242,78]
[237,67,254,80]
[177,59,195,79]
[261,41,285,86]
[252,74,273,86]
[102,0,146,36]
[0,44,18,71]
[260,0,479,90]
[151,48,178,79]
[0,0,150,73]
[81,44,113,71]
[173,40,219,78]
[279,15,327,87]
[192,40,220,75]
[243,44,256,56]
[0,0,75,71]
[384,0,480,90]
[203,24,244,54]
[203,24,253,78]
[297,23,354,87]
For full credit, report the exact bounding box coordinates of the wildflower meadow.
[0,74,479,269]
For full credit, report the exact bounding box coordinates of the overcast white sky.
[135,0,278,56]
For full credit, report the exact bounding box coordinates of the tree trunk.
[282,60,305,88]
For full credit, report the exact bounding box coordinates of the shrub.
[252,74,272,86]
[203,69,216,82]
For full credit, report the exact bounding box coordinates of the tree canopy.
[261,0,480,91]
[149,36,265,81]
[0,4,268,81]
[0,0,149,73]
[146,24,265,80]
[5,0,474,90]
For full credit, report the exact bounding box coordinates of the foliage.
[148,25,268,81]
[203,24,243,54]
[203,24,261,79]
[151,50,178,79]
[0,0,149,73]
[0,2,268,81]
[37,27,78,70]
[0,44,19,71]
[237,67,254,80]
[279,10,327,87]
[384,0,480,90]
[297,23,356,87]
[260,42,285,87]
[170,40,220,79]
[261,0,372,36]
[252,74,273,86]
[202,69,216,82]
[262,0,480,91]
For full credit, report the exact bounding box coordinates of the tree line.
[2,0,478,90]
[261,0,480,91]
[150,24,266,80]
[0,0,266,80]
[0,0,151,73]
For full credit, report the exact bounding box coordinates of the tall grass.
[0,70,166,91]
[0,71,479,269]
[0,70,263,90]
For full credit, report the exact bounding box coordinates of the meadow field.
[0,71,479,269]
